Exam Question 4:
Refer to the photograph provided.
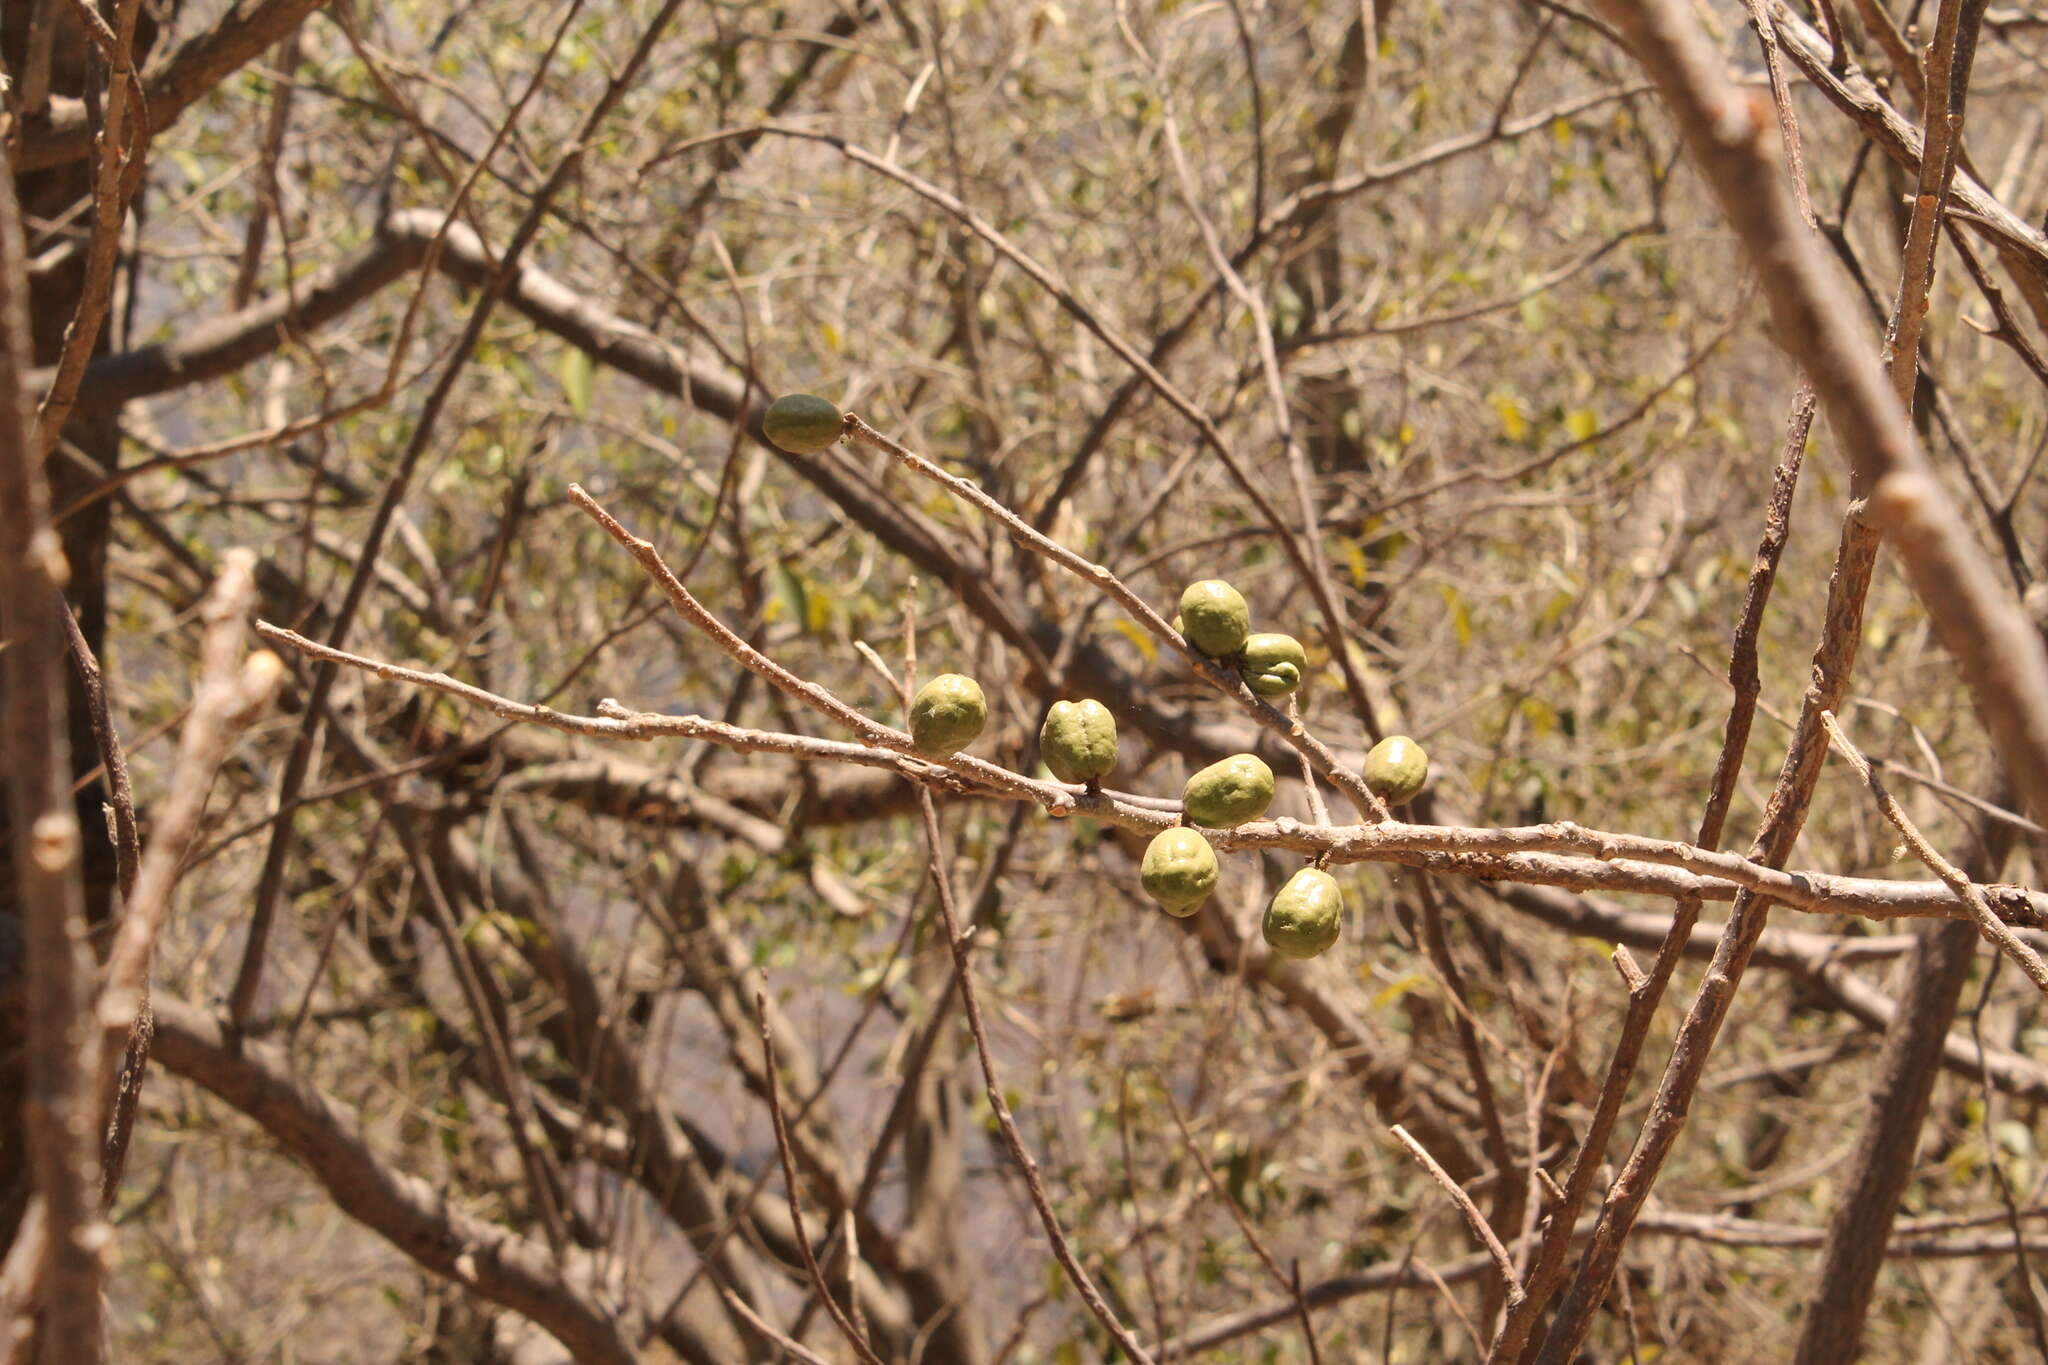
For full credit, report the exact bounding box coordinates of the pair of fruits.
[1176,580,1308,698]
[1179,739,1429,822]
[1140,828,1342,959]
[910,676,1124,790]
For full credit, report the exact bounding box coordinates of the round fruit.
[1363,735,1429,806]
[1263,867,1343,959]
[1178,580,1251,657]
[909,674,988,756]
[1240,633,1307,696]
[1040,699,1118,784]
[1140,828,1219,917]
[762,393,844,455]
[1182,753,1275,828]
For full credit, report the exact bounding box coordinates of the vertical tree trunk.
[0,0,164,1263]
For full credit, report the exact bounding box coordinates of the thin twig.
[1968,960,2048,1356]
[34,0,146,460]
[1820,711,2048,999]
[916,789,1157,1363]
[1413,876,1515,1192]
[57,601,137,902]
[756,994,889,1365]
[1391,1124,1526,1311]
[91,553,279,1205]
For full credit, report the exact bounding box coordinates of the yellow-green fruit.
[1363,735,1429,806]
[1178,580,1250,657]
[762,393,844,454]
[1141,828,1218,917]
[909,674,988,756]
[1263,867,1343,959]
[1040,699,1118,784]
[1240,633,1307,696]
[1182,754,1275,828]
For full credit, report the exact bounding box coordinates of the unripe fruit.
[1178,580,1250,657]
[1240,632,1307,696]
[909,674,988,756]
[1040,699,1118,785]
[1140,828,1218,917]
[1182,753,1275,828]
[1363,735,1429,806]
[762,393,844,455]
[1263,867,1343,959]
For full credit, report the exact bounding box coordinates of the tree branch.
[148,998,644,1365]
[13,0,336,173]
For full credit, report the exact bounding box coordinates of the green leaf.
[1373,972,1431,1009]
[1491,391,1530,442]
[774,563,808,629]
[1110,618,1158,664]
[559,346,594,416]
[1439,584,1473,649]
[1341,537,1370,590]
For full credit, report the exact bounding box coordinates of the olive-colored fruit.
[1364,735,1429,806]
[1263,867,1343,959]
[1240,633,1307,696]
[909,674,988,756]
[1141,828,1218,917]
[1040,699,1118,784]
[1178,580,1251,657]
[1182,753,1275,828]
[762,393,844,455]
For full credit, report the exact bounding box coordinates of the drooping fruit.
[1040,699,1118,785]
[762,393,844,455]
[1263,867,1343,959]
[1141,828,1218,917]
[1178,580,1251,657]
[1240,633,1307,696]
[1182,753,1275,828]
[1363,735,1429,806]
[909,674,988,756]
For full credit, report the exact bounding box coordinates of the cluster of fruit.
[761,397,1430,963]
[1150,579,1429,958]
[897,580,1427,963]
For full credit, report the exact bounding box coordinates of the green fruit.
[1364,735,1429,806]
[1040,699,1117,784]
[1182,754,1275,828]
[1140,828,1218,917]
[1263,867,1343,959]
[909,674,988,756]
[1240,633,1307,696]
[1178,580,1250,657]
[762,393,844,454]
